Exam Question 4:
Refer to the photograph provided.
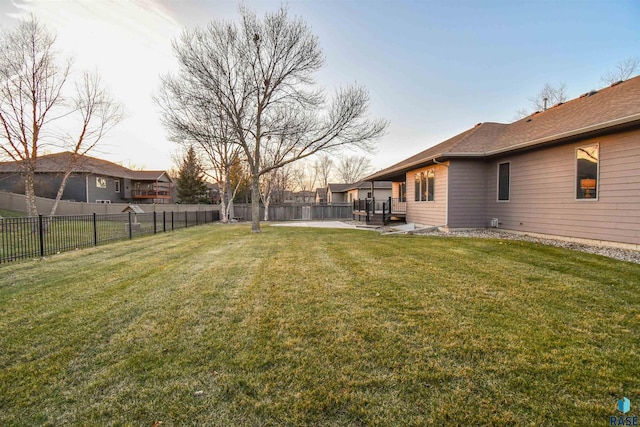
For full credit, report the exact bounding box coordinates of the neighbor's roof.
[344,180,392,191]
[327,183,353,193]
[0,152,172,182]
[367,75,640,180]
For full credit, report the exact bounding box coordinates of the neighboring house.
[315,187,327,204]
[345,181,392,203]
[0,152,174,204]
[291,191,315,203]
[205,182,220,204]
[365,76,640,246]
[326,183,352,203]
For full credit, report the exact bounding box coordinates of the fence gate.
[302,206,311,220]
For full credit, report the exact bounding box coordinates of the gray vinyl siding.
[0,173,88,202]
[405,164,448,226]
[447,160,488,228]
[87,175,125,203]
[370,188,392,201]
[487,128,640,245]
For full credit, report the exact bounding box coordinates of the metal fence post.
[93,213,98,246]
[38,215,44,257]
[128,212,133,239]
[171,211,174,230]
[163,211,166,232]
[382,202,386,224]
[185,211,188,228]
[153,212,157,234]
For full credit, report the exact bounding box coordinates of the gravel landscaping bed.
[380,225,640,264]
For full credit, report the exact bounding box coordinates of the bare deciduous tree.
[48,72,123,215]
[314,153,334,189]
[291,159,317,192]
[601,57,640,85]
[157,70,242,221]
[0,16,122,216]
[336,155,372,183]
[260,161,292,221]
[514,82,568,119]
[164,6,387,232]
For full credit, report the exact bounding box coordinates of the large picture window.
[576,144,598,199]
[414,169,435,201]
[498,162,510,201]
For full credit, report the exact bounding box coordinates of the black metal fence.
[0,210,220,264]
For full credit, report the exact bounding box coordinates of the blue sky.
[1,0,638,174]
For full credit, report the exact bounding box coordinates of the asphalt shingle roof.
[367,76,640,180]
[0,152,171,181]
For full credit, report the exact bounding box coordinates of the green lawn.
[0,209,26,217]
[1,224,638,426]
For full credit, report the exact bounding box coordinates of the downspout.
[85,175,89,202]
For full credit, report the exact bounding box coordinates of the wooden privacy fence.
[232,203,352,221]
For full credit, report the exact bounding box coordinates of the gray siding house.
[366,76,640,246]
[345,181,392,203]
[0,152,174,204]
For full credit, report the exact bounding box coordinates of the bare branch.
[601,57,640,85]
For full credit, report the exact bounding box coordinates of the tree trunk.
[49,170,72,216]
[226,193,235,220]
[24,167,38,217]
[219,188,228,222]
[251,173,261,232]
[263,192,271,222]
[225,172,235,221]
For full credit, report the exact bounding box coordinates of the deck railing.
[131,190,171,198]
[352,197,406,224]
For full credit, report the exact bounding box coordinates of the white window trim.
[426,169,435,202]
[575,144,599,202]
[115,179,120,193]
[96,176,107,189]
[497,161,511,202]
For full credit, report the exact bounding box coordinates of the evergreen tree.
[176,146,208,203]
